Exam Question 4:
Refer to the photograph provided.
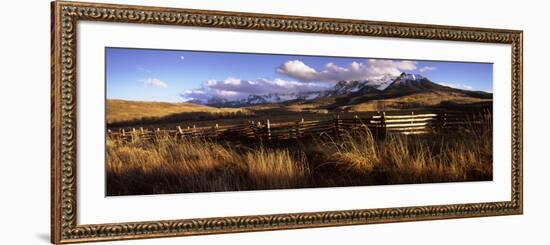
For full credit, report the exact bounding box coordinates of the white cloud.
[181,77,331,102]
[419,66,437,72]
[366,59,418,77]
[276,60,318,81]
[277,59,418,82]
[437,82,473,91]
[139,78,168,88]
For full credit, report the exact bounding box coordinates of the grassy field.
[106,117,492,196]
[107,99,250,124]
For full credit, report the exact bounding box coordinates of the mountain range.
[106,73,493,125]
[199,73,492,108]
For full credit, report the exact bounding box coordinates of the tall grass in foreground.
[107,137,309,195]
[319,114,492,184]
[107,115,492,195]
[320,129,492,184]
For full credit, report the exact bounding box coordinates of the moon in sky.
[180,56,185,60]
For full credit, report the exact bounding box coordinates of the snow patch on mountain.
[367,73,398,90]
[398,73,425,83]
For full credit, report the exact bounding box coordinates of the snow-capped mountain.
[206,91,324,106]
[243,92,323,105]
[384,73,441,92]
[317,73,398,97]
[323,80,365,97]
[367,73,398,90]
[200,73,485,107]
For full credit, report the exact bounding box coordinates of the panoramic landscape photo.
[105,47,493,196]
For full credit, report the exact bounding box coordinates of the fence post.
[266,119,271,141]
[253,121,258,140]
[445,113,449,131]
[255,121,261,140]
[439,112,447,133]
[300,118,304,138]
[381,111,387,140]
[177,126,183,140]
[294,120,299,139]
[410,111,414,134]
[214,123,219,138]
[293,118,304,139]
[155,128,160,140]
[131,128,137,142]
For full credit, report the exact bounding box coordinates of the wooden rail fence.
[108,110,491,142]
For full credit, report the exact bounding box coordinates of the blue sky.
[106,47,493,102]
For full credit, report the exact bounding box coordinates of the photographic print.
[105,47,493,196]
[51,2,522,243]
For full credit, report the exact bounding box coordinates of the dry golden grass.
[246,102,331,114]
[107,137,310,195]
[319,124,492,184]
[106,115,492,195]
[284,103,329,112]
[107,99,249,124]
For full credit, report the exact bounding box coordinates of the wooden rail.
[108,110,491,142]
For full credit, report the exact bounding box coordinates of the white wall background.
[0,0,547,244]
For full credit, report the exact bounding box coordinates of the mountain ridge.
[200,73,491,108]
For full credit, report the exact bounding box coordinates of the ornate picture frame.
[51,1,523,243]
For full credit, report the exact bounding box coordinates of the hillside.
[106,99,248,124]
[341,91,492,112]
[322,73,492,111]
[242,90,491,114]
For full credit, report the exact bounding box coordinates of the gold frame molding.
[51,1,523,243]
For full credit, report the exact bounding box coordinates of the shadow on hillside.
[108,111,254,128]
